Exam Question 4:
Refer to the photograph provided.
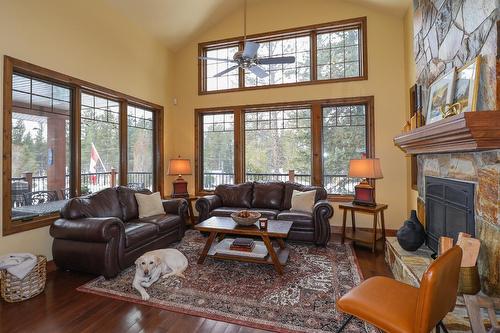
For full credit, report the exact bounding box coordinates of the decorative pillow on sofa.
[290,190,316,213]
[214,182,253,208]
[134,192,165,218]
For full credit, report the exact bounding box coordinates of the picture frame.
[453,56,481,113]
[425,69,456,124]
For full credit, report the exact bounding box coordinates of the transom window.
[3,57,164,236]
[196,97,374,196]
[199,17,366,93]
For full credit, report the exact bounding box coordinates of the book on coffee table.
[213,239,268,259]
[230,238,255,252]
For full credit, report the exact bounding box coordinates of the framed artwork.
[453,56,481,112]
[426,69,456,124]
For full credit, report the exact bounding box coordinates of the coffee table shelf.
[207,241,290,266]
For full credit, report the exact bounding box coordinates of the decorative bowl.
[230,211,261,226]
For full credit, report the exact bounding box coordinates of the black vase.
[396,210,426,251]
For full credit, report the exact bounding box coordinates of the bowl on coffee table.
[230,211,261,226]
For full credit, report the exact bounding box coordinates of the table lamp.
[168,157,192,198]
[348,157,383,207]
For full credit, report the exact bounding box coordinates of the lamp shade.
[348,158,383,179]
[168,158,192,175]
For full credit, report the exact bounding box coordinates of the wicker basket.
[0,255,46,302]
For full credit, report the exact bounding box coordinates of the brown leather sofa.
[195,182,333,245]
[50,186,188,278]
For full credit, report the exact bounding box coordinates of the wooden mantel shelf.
[394,111,500,154]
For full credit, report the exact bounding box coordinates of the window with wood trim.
[3,56,164,236]
[195,96,374,197]
[199,17,367,94]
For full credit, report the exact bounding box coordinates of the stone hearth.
[417,150,500,296]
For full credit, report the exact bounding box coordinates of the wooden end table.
[165,194,198,226]
[339,202,388,253]
[194,216,292,275]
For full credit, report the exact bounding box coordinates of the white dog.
[132,249,188,301]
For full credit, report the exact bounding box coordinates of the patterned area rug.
[78,230,375,333]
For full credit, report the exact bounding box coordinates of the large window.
[200,113,235,190]
[196,97,373,196]
[199,17,366,93]
[244,108,312,184]
[3,57,164,235]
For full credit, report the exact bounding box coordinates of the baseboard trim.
[331,226,397,237]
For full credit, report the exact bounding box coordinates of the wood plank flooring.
[0,236,392,333]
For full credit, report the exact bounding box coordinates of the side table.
[165,195,199,226]
[339,202,388,253]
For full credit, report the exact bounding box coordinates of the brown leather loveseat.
[196,182,333,245]
[50,186,187,278]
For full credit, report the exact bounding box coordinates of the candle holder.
[259,218,268,230]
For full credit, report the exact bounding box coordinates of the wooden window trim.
[194,96,374,200]
[3,56,164,236]
[198,17,367,95]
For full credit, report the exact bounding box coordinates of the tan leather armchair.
[336,246,463,333]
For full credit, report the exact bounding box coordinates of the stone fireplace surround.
[417,149,500,296]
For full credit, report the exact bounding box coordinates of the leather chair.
[196,182,333,245]
[336,246,463,333]
[50,186,188,278]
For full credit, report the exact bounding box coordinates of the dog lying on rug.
[133,249,188,301]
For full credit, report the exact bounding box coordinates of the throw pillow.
[134,192,165,218]
[290,189,316,213]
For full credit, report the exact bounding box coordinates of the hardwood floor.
[0,235,392,333]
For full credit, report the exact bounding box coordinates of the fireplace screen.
[425,176,475,253]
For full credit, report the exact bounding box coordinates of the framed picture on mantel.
[453,56,481,113]
[426,69,456,124]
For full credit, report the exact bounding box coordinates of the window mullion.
[311,103,322,186]
[119,100,128,186]
[311,31,318,81]
[234,107,244,183]
[72,86,82,196]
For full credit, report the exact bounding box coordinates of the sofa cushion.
[124,222,159,248]
[137,214,181,232]
[215,183,253,208]
[278,210,314,231]
[249,208,279,219]
[282,182,327,210]
[251,182,284,210]
[117,186,151,221]
[210,207,243,218]
[61,187,122,220]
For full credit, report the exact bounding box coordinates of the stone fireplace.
[418,150,500,296]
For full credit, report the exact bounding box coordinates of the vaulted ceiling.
[105,0,411,50]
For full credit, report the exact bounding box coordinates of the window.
[317,28,361,80]
[322,105,367,194]
[127,105,154,190]
[80,93,120,194]
[244,108,312,184]
[195,97,373,197]
[199,17,366,93]
[205,45,240,91]
[200,113,235,190]
[244,36,311,87]
[10,74,72,221]
[3,56,164,235]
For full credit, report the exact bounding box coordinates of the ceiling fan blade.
[214,64,240,77]
[248,65,269,78]
[199,56,237,63]
[242,41,260,58]
[257,56,296,65]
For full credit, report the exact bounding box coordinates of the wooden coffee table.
[194,216,293,275]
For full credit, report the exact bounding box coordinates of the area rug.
[78,230,375,333]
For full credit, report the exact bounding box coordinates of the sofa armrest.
[162,198,188,217]
[50,217,124,243]
[312,200,334,246]
[195,195,222,223]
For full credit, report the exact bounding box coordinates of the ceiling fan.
[198,0,295,79]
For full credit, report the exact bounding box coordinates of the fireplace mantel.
[393,111,500,154]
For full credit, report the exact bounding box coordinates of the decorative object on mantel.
[426,69,456,124]
[393,111,500,155]
[453,57,481,113]
[348,156,383,207]
[396,210,426,251]
[167,156,192,198]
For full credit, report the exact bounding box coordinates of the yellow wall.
[0,0,174,259]
[403,5,419,211]
[170,0,410,230]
